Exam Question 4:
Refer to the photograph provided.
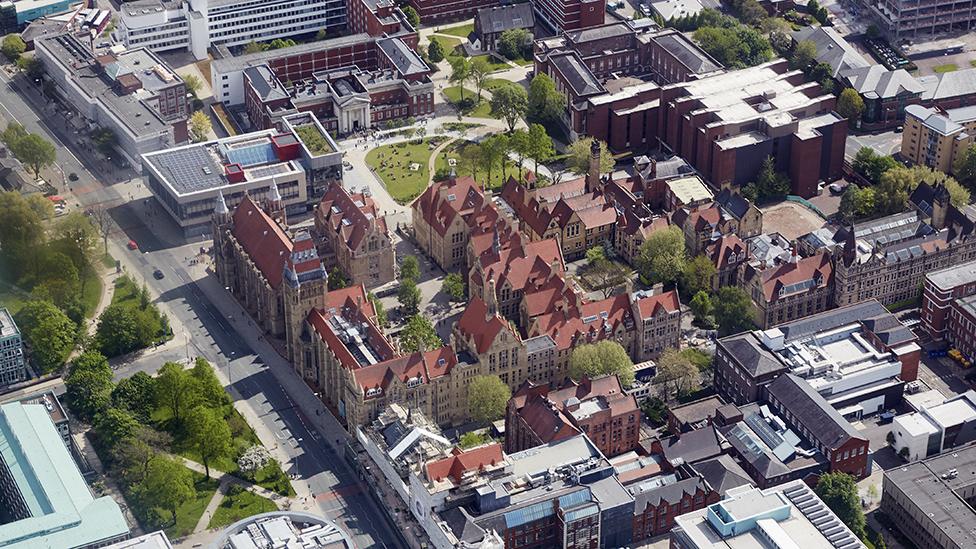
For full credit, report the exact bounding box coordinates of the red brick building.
[947,295,976,361]
[348,0,415,39]
[505,375,640,457]
[765,374,871,479]
[534,0,606,32]
[631,465,720,539]
[921,258,976,342]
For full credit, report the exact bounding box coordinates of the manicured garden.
[365,137,451,203]
[438,23,473,38]
[167,470,220,538]
[95,274,172,358]
[442,86,493,118]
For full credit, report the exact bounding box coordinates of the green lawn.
[244,460,295,496]
[438,23,473,38]
[470,54,510,72]
[105,275,168,349]
[163,469,220,539]
[365,137,444,204]
[513,56,534,66]
[100,252,116,269]
[485,78,524,93]
[971,59,976,68]
[430,35,461,55]
[80,265,102,318]
[0,288,30,317]
[442,86,493,118]
[208,489,278,530]
[435,140,529,191]
[933,63,958,73]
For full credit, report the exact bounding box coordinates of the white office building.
[891,390,976,462]
[118,0,346,60]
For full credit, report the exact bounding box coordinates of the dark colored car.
[153,268,164,280]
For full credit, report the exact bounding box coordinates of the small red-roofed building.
[315,184,396,288]
[411,173,491,271]
[631,289,682,361]
[741,249,834,328]
[705,234,749,291]
[505,375,640,457]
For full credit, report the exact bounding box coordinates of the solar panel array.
[153,146,224,193]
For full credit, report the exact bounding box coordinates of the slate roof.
[243,65,289,102]
[791,26,869,77]
[318,185,388,252]
[918,67,976,102]
[717,332,786,377]
[766,374,866,451]
[657,425,724,464]
[690,454,753,495]
[776,299,890,343]
[651,31,720,74]
[841,65,923,99]
[377,37,429,75]
[476,3,534,35]
[549,52,605,97]
[714,188,752,220]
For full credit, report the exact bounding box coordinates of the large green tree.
[111,371,157,423]
[470,57,491,102]
[186,405,232,479]
[140,456,195,525]
[397,278,421,316]
[442,272,466,301]
[16,300,76,373]
[566,137,615,176]
[526,123,554,177]
[690,291,715,328]
[402,5,420,28]
[1,34,26,61]
[9,133,56,180]
[400,255,420,282]
[954,143,976,188]
[95,303,141,357]
[154,362,201,424]
[427,38,445,63]
[190,357,228,409]
[490,84,528,131]
[448,57,471,101]
[815,472,867,540]
[714,286,754,336]
[637,226,686,285]
[569,340,635,387]
[65,351,114,421]
[790,39,817,70]
[400,315,443,353]
[837,88,865,122]
[693,24,772,68]
[655,348,700,400]
[681,255,717,296]
[498,28,532,60]
[527,74,564,124]
[851,147,898,184]
[94,407,139,451]
[467,375,511,425]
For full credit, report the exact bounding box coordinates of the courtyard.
[760,201,827,240]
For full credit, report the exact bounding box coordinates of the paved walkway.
[178,457,285,535]
[427,137,457,184]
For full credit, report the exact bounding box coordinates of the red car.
[127,240,138,250]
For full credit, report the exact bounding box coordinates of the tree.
[402,5,420,28]
[459,432,489,449]
[400,255,420,282]
[954,143,976,188]
[569,340,635,387]
[428,38,446,63]
[9,133,55,179]
[498,28,532,60]
[154,362,201,424]
[243,41,265,54]
[490,84,528,131]
[0,190,44,279]
[181,73,202,97]
[443,272,466,301]
[837,88,865,123]
[791,39,817,70]
[186,405,232,479]
[681,255,717,296]
[190,357,227,408]
[16,300,75,373]
[141,456,194,525]
[189,111,211,142]
[17,56,43,80]
[397,278,421,316]
[809,62,833,86]
[94,407,139,450]
[693,25,772,69]
[852,147,898,184]
[88,205,113,255]
[448,57,471,101]
[470,57,491,102]
[690,291,715,327]
[586,245,607,265]
[589,258,628,298]
[112,371,156,423]
[458,142,484,179]
[526,123,554,176]
[65,351,114,421]
[754,156,791,203]
[901,165,971,206]
[96,304,142,357]
[55,211,97,275]
[328,267,349,290]
[838,184,875,223]
[876,166,912,215]
[1,34,26,61]
[268,38,296,50]
[367,292,388,328]
[714,286,754,336]
[468,375,511,425]
[815,473,867,540]
[637,226,686,285]
[566,137,615,175]
[655,349,700,400]
[91,127,118,156]
[400,315,443,352]
[481,133,509,186]
[527,73,564,124]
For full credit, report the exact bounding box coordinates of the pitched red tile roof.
[307,286,393,372]
[353,346,457,395]
[634,290,680,320]
[412,176,484,237]
[455,298,510,355]
[230,196,293,289]
[760,251,833,303]
[516,394,580,445]
[533,176,586,205]
[706,234,748,270]
[529,294,635,350]
[482,239,563,294]
[424,443,504,484]
[318,185,388,252]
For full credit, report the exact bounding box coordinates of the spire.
[491,224,501,255]
[586,139,602,193]
[214,190,228,216]
[270,180,283,204]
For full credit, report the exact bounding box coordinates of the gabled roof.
[717,332,786,378]
[455,298,511,355]
[791,26,869,77]
[230,195,293,289]
[412,175,484,237]
[425,443,505,485]
[766,374,866,451]
[633,475,710,511]
[529,294,635,350]
[633,290,680,320]
[691,454,753,496]
[918,67,976,102]
[657,425,724,464]
[353,346,458,395]
[319,184,388,252]
[841,65,923,99]
[758,252,833,303]
[476,3,534,35]
[707,234,748,270]
[714,188,753,220]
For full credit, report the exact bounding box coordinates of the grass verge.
[164,469,220,539]
[207,489,278,530]
[933,63,958,73]
[365,137,445,204]
[442,86,493,118]
[438,23,473,38]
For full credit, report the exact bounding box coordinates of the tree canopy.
[655,349,700,400]
[468,375,511,425]
[154,361,201,423]
[490,84,528,131]
[427,38,445,63]
[714,286,754,336]
[852,147,898,184]
[2,34,26,61]
[402,5,420,28]
[65,351,114,422]
[569,340,635,387]
[400,315,443,353]
[140,456,195,525]
[693,23,772,68]
[16,299,76,373]
[498,28,532,60]
[638,226,687,286]
[443,272,466,301]
[527,74,564,125]
[566,137,615,176]
[1,123,55,179]
[189,111,211,143]
[186,405,232,479]
[837,88,865,122]
[815,473,867,540]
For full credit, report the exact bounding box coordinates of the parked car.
[153,268,164,280]
[879,410,896,424]
[828,183,845,195]
[127,239,138,250]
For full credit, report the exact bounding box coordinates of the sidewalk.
[178,457,285,535]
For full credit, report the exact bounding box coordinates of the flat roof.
[211,33,374,74]
[0,307,19,339]
[926,258,976,291]
[681,62,818,125]
[667,175,712,205]
[0,403,129,547]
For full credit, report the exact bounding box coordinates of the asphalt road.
[0,68,399,548]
